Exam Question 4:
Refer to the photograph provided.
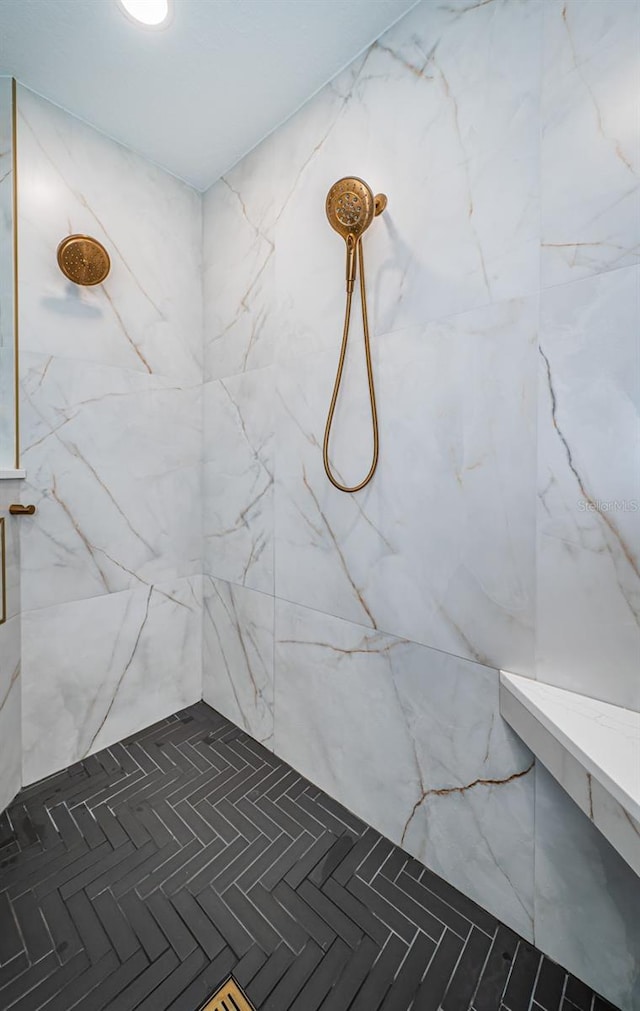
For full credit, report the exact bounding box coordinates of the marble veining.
[203,174,276,381]
[274,0,541,366]
[203,575,274,748]
[21,574,202,786]
[541,0,640,288]
[15,86,204,795]
[199,2,640,1005]
[9,1,640,1006]
[203,367,274,594]
[202,57,366,382]
[274,598,535,940]
[536,266,640,709]
[204,0,542,384]
[275,296,537,674]
[20,351,202,612]
[18,86,203,383]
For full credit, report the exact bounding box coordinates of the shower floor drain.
[199,976,256,1011]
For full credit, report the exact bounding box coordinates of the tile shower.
[0,0,638,1009]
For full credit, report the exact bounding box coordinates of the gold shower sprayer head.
[326,177,375,241]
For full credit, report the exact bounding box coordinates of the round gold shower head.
[57,235,111,286]
[326,177,375,240]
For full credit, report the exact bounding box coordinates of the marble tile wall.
[201,1,640,1006]
[0,80,20,813]
[541,0,640,286]
[203,575,274,748]
[22,575,202,785]
[0,481,22,813]
[537,266,640,711]
[274,600,536,941]
[17,87,203,783]
[537,0,640,713]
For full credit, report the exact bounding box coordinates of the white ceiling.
[0,0,416,191]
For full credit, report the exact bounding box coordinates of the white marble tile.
[203,576,274,748]
[0,482,21,624]
[20,352,202,612]
[274,599,535,940]
[536,266,640,708]
[0,615,21,813]
[17,87,202,382]
[0,349,16,473]
[534,765,640,1011]
[537,534,640,711]
[276,296,537,673]
[22,575,202,785]
[203,367,273,594]
[202,63,364,382]
[203,176,275,381]
[541,0,640,287]
[274,0,541,362]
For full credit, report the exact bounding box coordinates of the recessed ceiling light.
[119,0,170,28]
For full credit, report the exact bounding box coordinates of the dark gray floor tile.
[0,702,616,1011]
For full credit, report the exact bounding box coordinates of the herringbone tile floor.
[0,703,616,1011]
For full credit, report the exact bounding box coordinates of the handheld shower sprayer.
[325,177,386,291]
[323,177,387,493]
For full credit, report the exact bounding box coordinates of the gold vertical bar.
[0,517,6,625]
[11,78,19,470]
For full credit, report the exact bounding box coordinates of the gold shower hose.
[322,238,379,493]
